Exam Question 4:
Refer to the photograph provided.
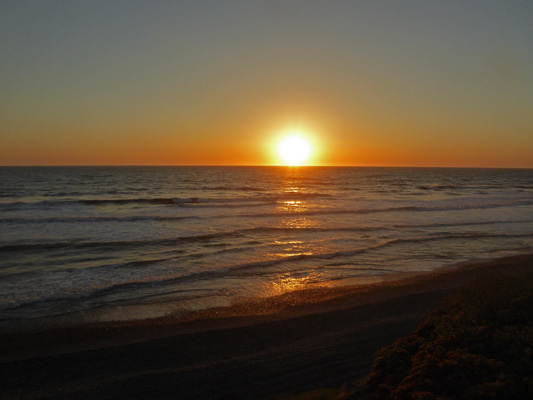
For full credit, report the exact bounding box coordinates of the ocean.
[1,166,532,328]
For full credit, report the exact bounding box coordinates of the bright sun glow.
[278,136,312,166]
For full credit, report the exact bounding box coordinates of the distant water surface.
[1,166,532,326]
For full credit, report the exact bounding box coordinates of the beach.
[3,1,533,397]
[2,253,532,399]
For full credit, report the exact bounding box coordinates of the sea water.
[1,167,532,326]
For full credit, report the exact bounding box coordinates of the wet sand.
[1,254,532,399]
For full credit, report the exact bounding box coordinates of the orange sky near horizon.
[4,115,531,168]
[1,2,532,168]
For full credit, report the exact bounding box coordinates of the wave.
[0,256,171,280]
[3,217,533,253]
[4,208,533,228]
[174,202,276,209]
[2,195,530,219]
[106,232,533,280]
[235,199,533,219]
[417,183,532,191]
[209,186,266,192]
[0,223,410,253]
[2,231,533,316]
[0,226,270,253]
[0,215,199,224]
[0,235,231,253]
[0,226,381,253]
[214,232,533,276]
[0,192,331,209]
[392,219,533,229]
[0,266,233,315]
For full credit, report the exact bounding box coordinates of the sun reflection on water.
[281,200,303,212]
[280,216,314,229]
[278,199,311,214]
[284,185,305,193]
[273,239,314,258]
[262,273,326,297]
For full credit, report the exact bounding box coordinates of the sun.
[278,135,312,166]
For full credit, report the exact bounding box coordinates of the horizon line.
[1,164,532,170]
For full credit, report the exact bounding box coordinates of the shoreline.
[2,253,533,363]
[1,253,533,399]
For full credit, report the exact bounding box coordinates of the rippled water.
[1,166,532,324]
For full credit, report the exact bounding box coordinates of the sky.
[1,1,532,167]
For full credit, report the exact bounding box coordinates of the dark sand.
[1,254,532,400]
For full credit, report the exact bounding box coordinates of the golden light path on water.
[257,192,329,298]
[253,171,385,303]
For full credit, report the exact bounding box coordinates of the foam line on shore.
[1,253,532,364]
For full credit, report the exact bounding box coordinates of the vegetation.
[366,269,533,400]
